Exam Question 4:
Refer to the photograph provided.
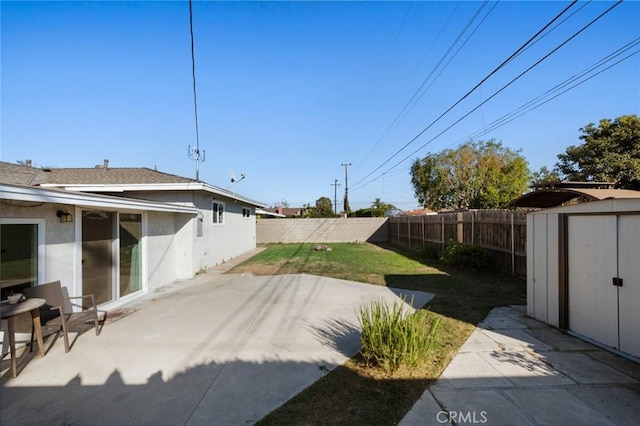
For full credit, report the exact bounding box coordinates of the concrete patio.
[401,306,640,425]
[1,265,433,425]
[3,248,639,425]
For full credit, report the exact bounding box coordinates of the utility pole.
[341,162,351,215]
[331,179,341,215]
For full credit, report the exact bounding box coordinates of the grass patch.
[229,242,435,286]
[231,242,525,425]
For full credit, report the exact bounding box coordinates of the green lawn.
[229,242,526,425]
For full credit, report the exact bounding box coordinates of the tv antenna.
[228,169,246,187]
[186,0,205,181]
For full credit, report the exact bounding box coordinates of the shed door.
[618,215,640,357]
[568,214,640,359]
[568,215,619,349]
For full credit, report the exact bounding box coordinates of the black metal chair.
[25,280,100,353]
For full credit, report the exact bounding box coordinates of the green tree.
[410,140,530,210]
[370,198,396,217]
[273,199,290,208]
[556,115,640,189]
[531,166,562,186]
[311,196,335,218]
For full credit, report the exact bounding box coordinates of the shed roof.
[511,188,640,208]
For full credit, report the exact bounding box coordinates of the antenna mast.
[187,0,205,180]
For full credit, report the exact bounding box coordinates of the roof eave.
[1,183,199,214]
[40,182,267,208]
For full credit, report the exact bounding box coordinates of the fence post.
[408,217,411,248]
[456,212,463,243]
[441,215,445,251]
[471,211,475,245]
[511,211,515,274]
[422,215,425,246]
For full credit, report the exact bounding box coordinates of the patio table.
[1,298,46,378]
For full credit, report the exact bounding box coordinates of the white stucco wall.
[1,202,76,289]
[121,190,257,272]
[192,192,257,271]
[145,211,195,289]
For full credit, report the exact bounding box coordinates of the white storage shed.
[527,198,640,361]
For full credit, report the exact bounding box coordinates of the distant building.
[260,206,305,218]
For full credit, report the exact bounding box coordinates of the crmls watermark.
[436,410,488,424]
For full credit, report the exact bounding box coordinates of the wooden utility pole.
[331,179,341,215]
[341,163,351,215]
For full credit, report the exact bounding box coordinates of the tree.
[531,166,562,186]
[273,199,290,208]
[304,197,335,218]
[410,140,530,210]
[556,115,640,189]
[370,198,396,217]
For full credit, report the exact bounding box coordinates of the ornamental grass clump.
[358,298,440,374]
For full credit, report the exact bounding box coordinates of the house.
[403,208,436,216]
[0,160,265,310]
[259,206,304,218]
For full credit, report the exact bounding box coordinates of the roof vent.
[25,159,32,168]
[95,159,109,169]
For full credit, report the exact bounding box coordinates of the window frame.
[0,218,46,292]
[212,201,225,225]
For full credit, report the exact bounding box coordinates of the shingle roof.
[0,161,196,185]
[40,167,197,185]
[0,161,266,207]
[0,162,46,185]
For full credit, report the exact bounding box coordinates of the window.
[242,207,251,218]
[212,201,225,224]
[0,219,45,300]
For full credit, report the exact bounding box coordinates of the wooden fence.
[389,210,528,276]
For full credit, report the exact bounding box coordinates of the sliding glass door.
[119,213,142,298]
[82,210,144,305]
[82,211,114,305]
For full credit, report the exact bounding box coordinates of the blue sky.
[2,1,638,210]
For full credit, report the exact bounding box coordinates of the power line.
[351,0,579,189]
[357,1,493,170]
[186,0,205,180]
[456,38,640,147]
[353,0,624,191]
[353,36,637,195]
[378,1,414,79]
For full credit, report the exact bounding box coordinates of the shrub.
[358,298,440,373]
[421,243,441,261]
[440,242,490,270]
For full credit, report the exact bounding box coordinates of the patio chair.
[24,280,100,353]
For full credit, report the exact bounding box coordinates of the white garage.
[527,198,640,361]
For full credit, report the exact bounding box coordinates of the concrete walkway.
[1,258,433,425]
[401,306,640,425]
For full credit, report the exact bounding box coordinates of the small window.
[242,207,251,218]
[212,201,225,224]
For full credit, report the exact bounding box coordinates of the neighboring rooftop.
[262,206,304,217]
[511,181,640,208]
